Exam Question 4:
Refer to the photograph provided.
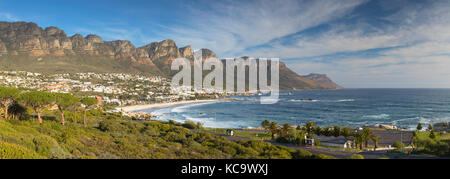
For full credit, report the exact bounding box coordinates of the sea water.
[138,89,450,130]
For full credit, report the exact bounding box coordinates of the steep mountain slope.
[302,73,342,89]
[0,21,340,90]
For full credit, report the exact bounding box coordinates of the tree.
[342,127,351,138]
[8,102,27,120]
[371,136,379,150]
[305,121,315,135]
[428,124,433,131]
[18,91,55,125]
[0,87,21,120]
[314,126,323,136]
[411,131,418,151]
[362,128,373,148]
[268,122,279,140]
[333,126,341,137]
[261,120,270,129]
[55,93,79,126]
[81,97,98,128]
[281,123,292,137]
[429,131,436,139]
[416,123,423,131]
[353,132,364,150]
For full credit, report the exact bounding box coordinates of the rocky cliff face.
[302,73,342,89]
[0,21,340,90]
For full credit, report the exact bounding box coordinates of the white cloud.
[74,24,158,46]
[281,0,450,88]
[0,12,19,21]
[166,0,368,57]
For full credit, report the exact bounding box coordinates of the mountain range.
[0,21,341,90]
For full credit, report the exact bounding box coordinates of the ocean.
[138,89,450,130]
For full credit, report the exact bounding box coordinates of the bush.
[347,154,364,159]
[98,120,127,133]
[293,149,312,159]
[182,121,199,129]
[312,153,335,159]
[392,141,405,151]
[0,142,45,159]
[164,132,187,142]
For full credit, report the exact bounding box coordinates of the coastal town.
[0,70,221,107]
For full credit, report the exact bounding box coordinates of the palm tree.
[261,120,270,128]
[353,133,364,150]
[268,122,279,140]
[305,122,315,134]
[281,123,292,137]
[371,136,379,151]
[362,128,373,148]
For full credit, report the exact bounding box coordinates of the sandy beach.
[116,99,225,112]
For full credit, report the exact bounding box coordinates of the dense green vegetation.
[412,130,450,156]
[1,86,337,159]
[261,120,378,150]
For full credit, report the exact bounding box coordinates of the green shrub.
[312,153,335,159]
[347,154,364,159]
[182,121,199,129]
[164,132,187,142]
[0,142,45,159]
[293,149,312,159]
[98,120,127,133]
[392,141,405,151]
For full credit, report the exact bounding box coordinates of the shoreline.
[116,99,229,112]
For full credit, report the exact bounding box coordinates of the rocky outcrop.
[302,73,342,89]
[0,21,341,90]
[139,39,180,61]
[179,45,193,59]
[0,40,7,55]
[200,48,216,60]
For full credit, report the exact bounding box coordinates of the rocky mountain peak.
[85,34,103,43]
[302,73,342,89]
[179,45,193,59]
[44,26,66,37]
[141,39,180,61]
[0,21,341,90]
[159,39,177,47]
[200,48,216,59]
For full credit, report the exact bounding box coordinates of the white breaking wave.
[362,114,391,119]
[288,99,355,103]
[338,99,355,102]
[182,114,248,128]
[289,99,319,102]
[171,101,218,113]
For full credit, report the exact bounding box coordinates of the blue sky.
[1,0,450,88]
